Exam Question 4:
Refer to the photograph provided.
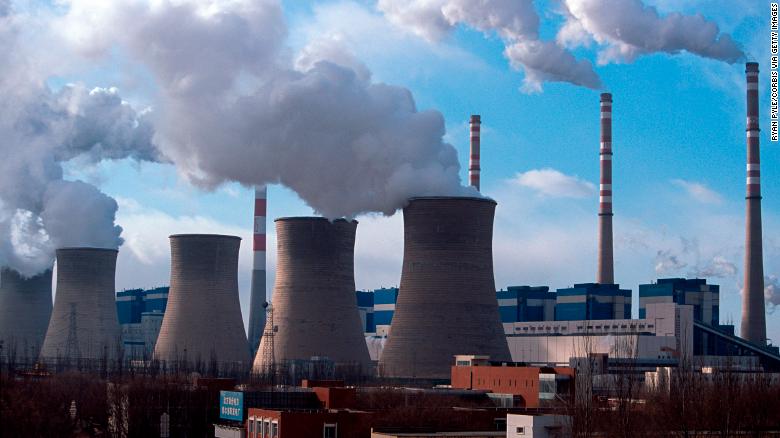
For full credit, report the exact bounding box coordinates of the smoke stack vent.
[40,248,121,362]
[741,62,766,345]
[154,234,250,370]
[378,197,510,379]
[252,217,370,373]
[248,185,268,357]
[0,268,53,360]
[597,93,615,285]
[469,115,481,190]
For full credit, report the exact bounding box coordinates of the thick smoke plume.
[59,0,473,219]
[558,0,745,64]
[0,9,154,275]
[377,0,601,91]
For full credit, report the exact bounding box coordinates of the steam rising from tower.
[378,197,511,379]
[248,186,268,357]
[40,248,121,362]
[740,62,766,345]
[154,235,250,370]
[469,115,481,191]
[252,217,371,373]
[597,93,614,285]
[0,268,52,359]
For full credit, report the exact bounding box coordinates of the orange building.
[450,356,574,408]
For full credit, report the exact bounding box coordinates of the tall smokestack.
[40,248,121,363]
[247,185,267,357]
[252,218,371,373]
[0,268,53,360]
[741,62,766,345]
[378,197,510,379]
[469,115,481,190]
[597,93,614,285]
[154,235,250,371]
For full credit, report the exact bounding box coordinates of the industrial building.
[638,278,718,325]
[0,268,53,361]
[253,218,371,376]
[40,248,122,363]
[496,286,555,324]
[450,355,574,408]
[356,290,375,336]
[154,234,250,371]
[379,196,511,379]
[116,287,169,360]
[555,283,631,321]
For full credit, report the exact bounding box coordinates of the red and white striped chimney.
[741,62,766,345]
[597,93,614,285]
[247,185,268,356]
[469,115,481,191]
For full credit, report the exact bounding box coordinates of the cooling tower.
[40,248,121,362]
[0,268,53,360]
[247,185,268,357]
[252,218,370,373]
[597,93,615,284]
[741,62,766,345]
[379,197,510,379]
[154,234,250,370]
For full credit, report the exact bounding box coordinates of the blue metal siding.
[374,310,394,326]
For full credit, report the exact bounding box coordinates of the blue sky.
[17,0,776,341]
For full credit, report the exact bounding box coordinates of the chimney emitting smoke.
[597,93,614,285]
[741,62,766,345]
[469,115,481,191]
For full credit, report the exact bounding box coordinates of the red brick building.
[450,357,574,408]
[246,408,372,438]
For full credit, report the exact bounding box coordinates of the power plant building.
[40,248,122,363]
[0,268,53,361]
[253,218,371,374]
[555,283,631,321]
[154,234,250,371]
[373,287,398,337]
[497,286,556,325]
[639,279,718,325]
[378,197,511,379]
[116,287,169,360]
[355,291,375,336]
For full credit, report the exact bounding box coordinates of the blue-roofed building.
[555,283,631,321]
[116,287,169,360]
[638,278,719,325]
[355,290,375,335]
[496,286,556,325]
[639,278,721,355]
[373,287,398,337]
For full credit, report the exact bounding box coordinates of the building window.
[270,421,278,438]
[516,426,526,434]
[323,423,337,438]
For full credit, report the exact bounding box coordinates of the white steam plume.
[377,0,601,91]
[766,276,780,314]
[59,0,474,219]
[559,0,745,64]
[0,9,154,275]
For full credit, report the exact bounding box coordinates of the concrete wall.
[0,268,52,360]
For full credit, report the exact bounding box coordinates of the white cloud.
[672,179,724,204]
[513,168,596,198]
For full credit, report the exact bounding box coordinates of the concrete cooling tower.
[0,268,53,360]
[154,234,249,371]
[252,218,370,373]
[379,197,511,379]
[40,248,121,363]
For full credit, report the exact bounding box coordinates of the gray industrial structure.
[0,268,53,361]
[378,197,511,379]
[154,234,250,371]
[252,218,371,374]
[741,62,766,345]
[597,92,615,285]
[40,248,122,363]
